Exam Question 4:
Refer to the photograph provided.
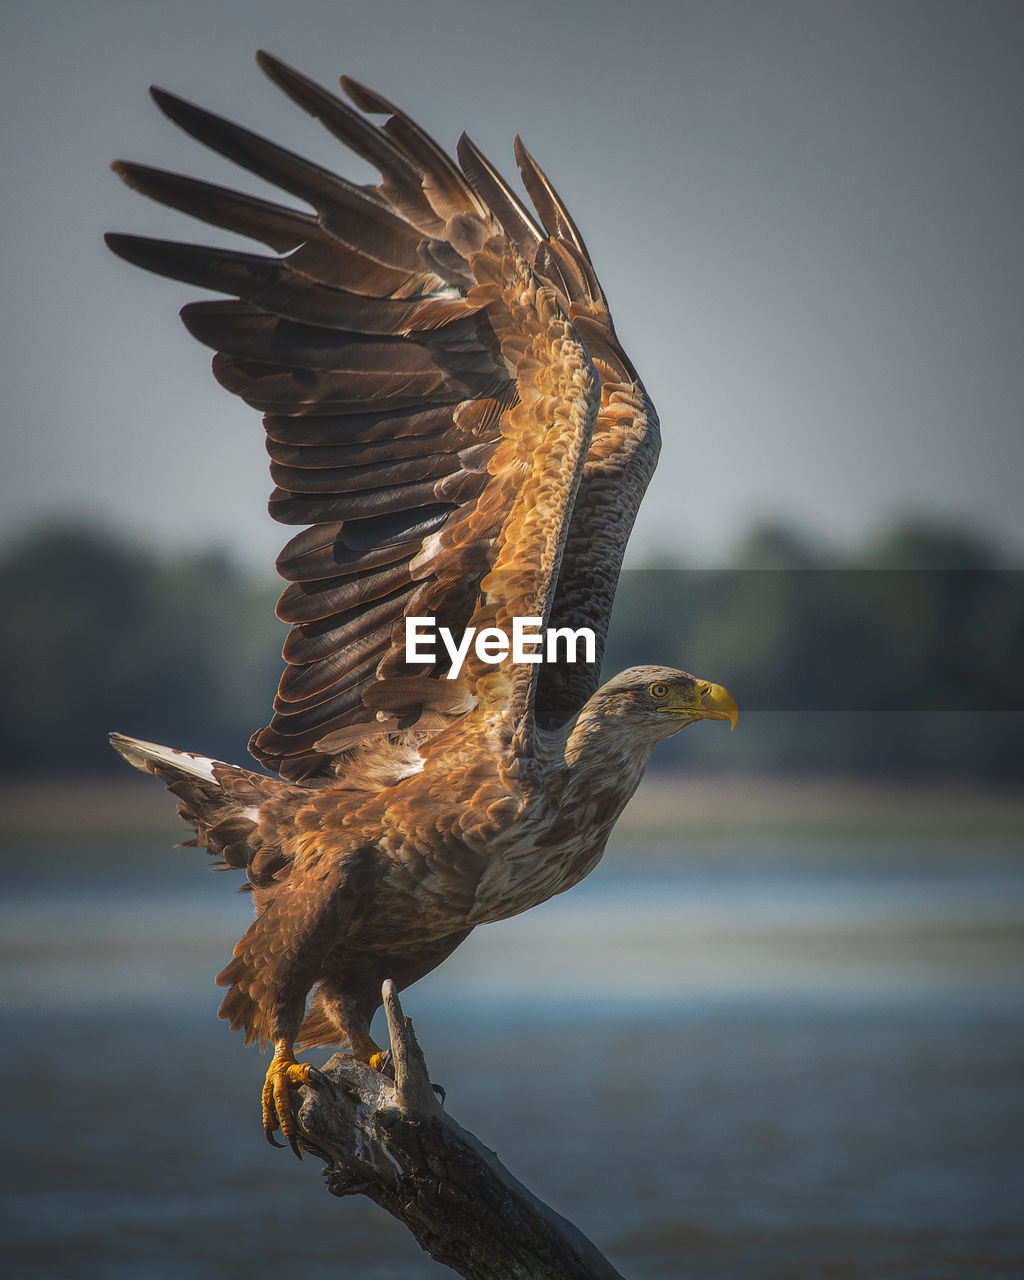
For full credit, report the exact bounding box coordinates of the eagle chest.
[465,788,619,925]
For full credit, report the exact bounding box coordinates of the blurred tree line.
[0,524,284,776]
[605,521,1023,782]
[0,519,1021,781]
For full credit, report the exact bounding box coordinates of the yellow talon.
[262,1039,313,1155]
[348,1028,391,1074]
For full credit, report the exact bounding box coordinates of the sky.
[3,0,1022,569]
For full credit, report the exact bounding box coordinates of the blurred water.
[2,841,1022,1278]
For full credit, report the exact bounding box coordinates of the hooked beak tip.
[698,681,739,731]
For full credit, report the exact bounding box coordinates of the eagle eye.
[649,681,670,699]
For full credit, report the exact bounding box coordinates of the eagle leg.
[348,1027,392,1076]
[262,1038,316,1158]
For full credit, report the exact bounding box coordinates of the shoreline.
[2,772,1021,850]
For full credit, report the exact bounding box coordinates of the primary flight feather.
[107,51,737,1150]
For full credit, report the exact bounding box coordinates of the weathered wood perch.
[294,980,626,1280]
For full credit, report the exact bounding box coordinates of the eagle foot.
[263,1039,316,1159]
[368,1048,393,1075]
[363,1013,415,1076]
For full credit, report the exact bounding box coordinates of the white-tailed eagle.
[107,53,737,1151]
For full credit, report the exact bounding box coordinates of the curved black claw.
[297,1133,334,1164]
[306,1066,328,1086]
[431,1081,447,1107]
[265,1127,286,1149]
[288,1134,303,1161]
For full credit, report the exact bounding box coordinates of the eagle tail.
[109,732,228,786]
[295,992,343,1049]
[109,731,278,882]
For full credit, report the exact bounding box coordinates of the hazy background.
[2,0,1023,568]
[3,5,1023,1279]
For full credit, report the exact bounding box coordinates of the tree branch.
[296,980,626,1280]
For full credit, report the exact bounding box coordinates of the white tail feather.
[109,732,225,786]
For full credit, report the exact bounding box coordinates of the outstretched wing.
[107,53,656,779]
[508,138,661,727]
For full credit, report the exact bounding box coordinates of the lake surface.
[2,837,1022,1278]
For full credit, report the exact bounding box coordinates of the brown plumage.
[107,52,737,1147]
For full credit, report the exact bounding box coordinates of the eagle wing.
[107,53,658,780]
[509,138,661,727]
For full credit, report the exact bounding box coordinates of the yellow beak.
[670,679,739,730]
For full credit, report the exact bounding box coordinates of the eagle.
[106,52,738,1153]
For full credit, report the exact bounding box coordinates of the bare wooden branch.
[295,980,626,1280]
